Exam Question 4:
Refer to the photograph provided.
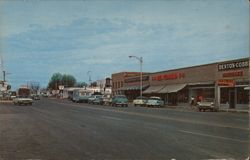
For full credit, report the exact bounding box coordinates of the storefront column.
[215,84,220,109]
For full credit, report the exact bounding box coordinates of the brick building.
[120,58,249,110]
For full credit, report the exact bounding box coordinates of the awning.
[143,85,165,94]
[244,86,250,90]
[158,84,187,93]
[119,85,149,91]
[188,81,215,85]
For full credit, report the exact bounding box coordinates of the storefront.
[141,58,249,109]
[119,75,150,101]
[143,62,217,105]
[216,59,249,110]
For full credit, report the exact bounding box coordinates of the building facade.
[111,72,143,96]
[121,58,249,110]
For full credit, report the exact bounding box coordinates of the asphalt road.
[0,98,249,160]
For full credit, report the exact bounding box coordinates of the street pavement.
[0,98,249,160]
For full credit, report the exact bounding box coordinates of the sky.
[0,0,249,90]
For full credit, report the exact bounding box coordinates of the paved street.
[0,98,249,160]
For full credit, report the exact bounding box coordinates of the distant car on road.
[92,95,104,105]
[146,96,164,107]
[13,96,33,106]
[111,95,128,107]
[88,95,103,104]
[31,94,40,100]
[13,87,33,106]
[132,96,148,107]
[197,98,218,112]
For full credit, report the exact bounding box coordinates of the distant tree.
[75,82,88,88]
[62,74,76,87]
[48,73,63,90]
[29,81,40,94]
[47,73,76,90]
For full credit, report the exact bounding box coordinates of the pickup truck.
[197,98,218,112]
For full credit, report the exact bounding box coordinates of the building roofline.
[152,57,249,75]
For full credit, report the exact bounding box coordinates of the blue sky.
[0,0,249,90]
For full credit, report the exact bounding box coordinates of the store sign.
[58,85,64,90]
[218,60,249,71]
[223,71,243,77]
[152,73,185,81]
[218,79,235,87]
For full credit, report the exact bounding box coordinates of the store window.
[220,87,229,104]
[237,87,249,104]
[204,88,215,99]
[178,89,189,103]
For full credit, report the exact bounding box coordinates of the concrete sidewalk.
[164,104,249,113]
[0,100,13,104]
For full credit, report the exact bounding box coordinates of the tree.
[47,73,76,90]
[28,81,40,94]
[48,73,63,90]
[75,82,88,87]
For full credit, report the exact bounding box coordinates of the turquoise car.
[111,95,128,107]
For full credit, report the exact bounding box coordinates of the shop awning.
[188,81,215,85]
[244,86,250,90]
[143,85,165,94]
[158,84,187,93]
[119,85,149,91]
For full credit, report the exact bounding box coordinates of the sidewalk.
[0,100,13,104]
[164,104,249,113]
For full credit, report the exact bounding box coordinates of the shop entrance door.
[229,90,235,109]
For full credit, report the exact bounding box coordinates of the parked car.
[92,95,104,105]
[146,96,164,107]
[111,95,128,107]
[31,94,40,100]
[101,94,112,105]
[197,98,218,112]
[72,89,91,103]
[88,95,102,104]
[132,96,148,107]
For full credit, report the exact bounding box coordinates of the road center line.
[179,130,248,143]
[101,116,122,121]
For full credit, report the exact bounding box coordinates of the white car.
[146,96,164,107]
[132,96,148,107]
[13,97,33,106]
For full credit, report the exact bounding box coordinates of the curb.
[219,109,249,114]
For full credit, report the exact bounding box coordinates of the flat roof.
[152,57,249,75]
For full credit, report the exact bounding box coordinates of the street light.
[129,55,143,99]
[87,71,92,87]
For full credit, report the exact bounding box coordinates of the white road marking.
[101,116,122,121]
[179,130,248,143]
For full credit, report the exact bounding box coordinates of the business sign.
[218,60,249,71]
[58,85,64,90]
[218,79,235,87]
[222,70,243,77]
[152,72,185,81]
